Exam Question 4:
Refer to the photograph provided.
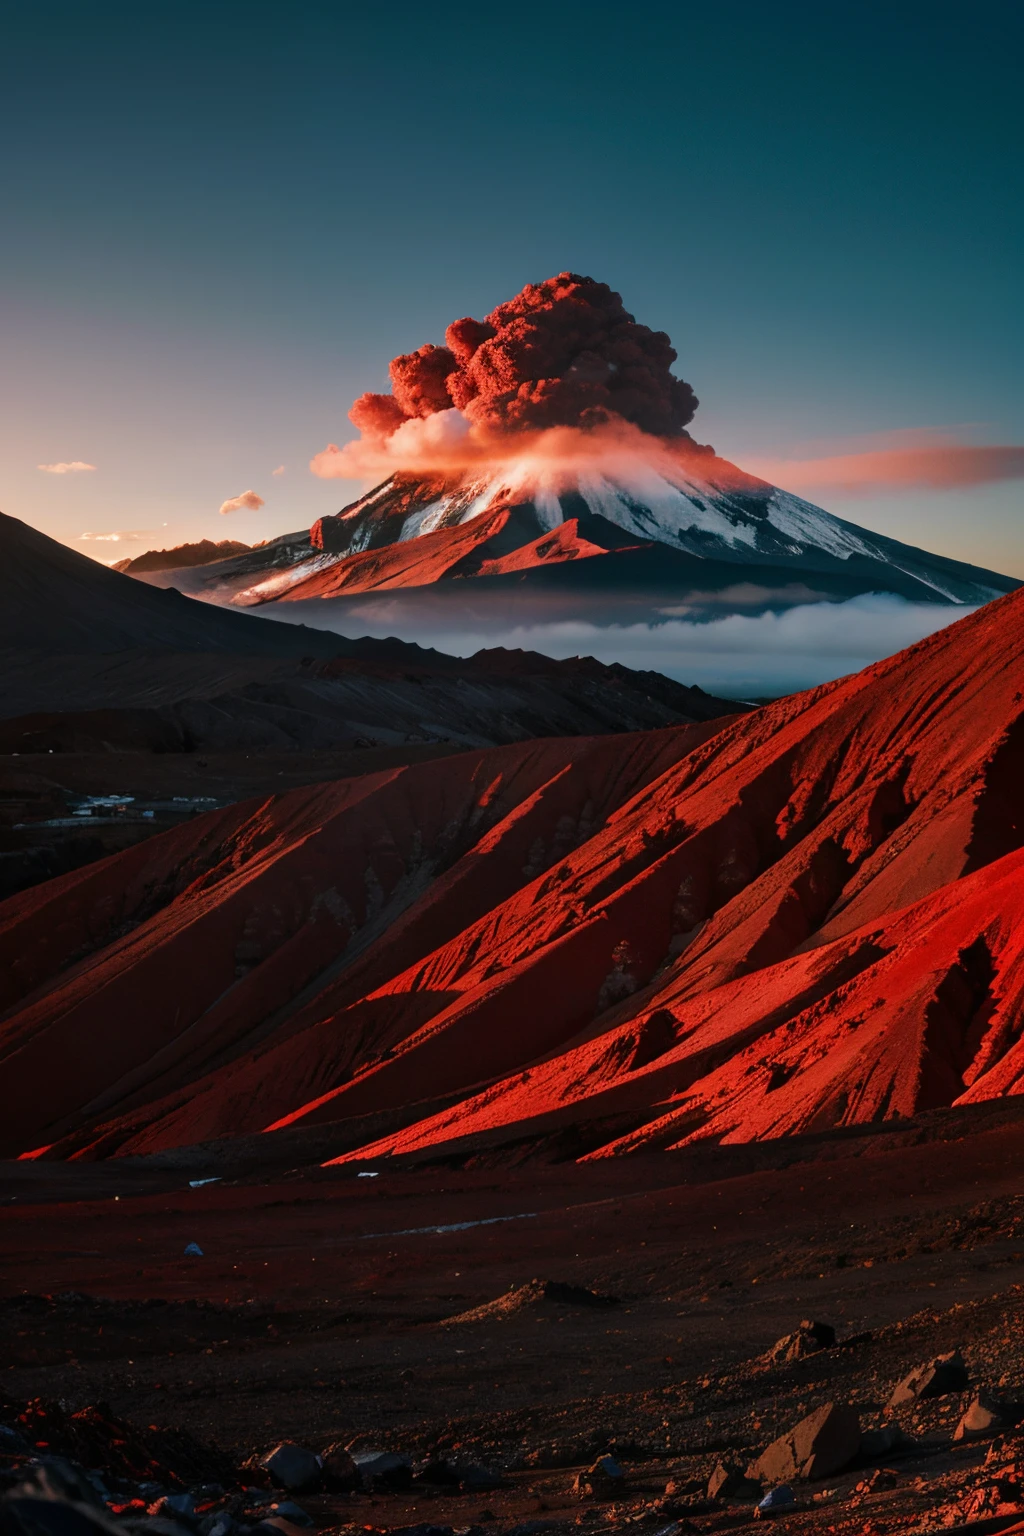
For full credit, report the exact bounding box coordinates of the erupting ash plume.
[320,273,702,480]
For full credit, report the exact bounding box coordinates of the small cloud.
[272,464,286,476]
[219,489,265,515]
[39,460,96,474]
[79,529,152,543]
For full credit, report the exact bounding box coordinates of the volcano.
[131,453,1019,622]
[2,579,1022,1163]
[122,274,1016,627]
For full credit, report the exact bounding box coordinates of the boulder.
[413,1458,461,1488]
[412,1458,500,1491]
[457,1463,502,1492]
[319,1445,360,1492]
[573,1455,625,1500]
[765,1321,836,1366]
[750,1403,861,1483]
[755,1485,796,1517]
[352,1451,413,1491]
[707,1461,762,1500]
[261,1444,322,1494]
[860,1423,916,1459]
[888,1349,969,1408]
[954,1391,1023,1442]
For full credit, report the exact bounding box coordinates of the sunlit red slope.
[242,509,614,602]
[0,726,712,1158]
[2,588,1023,1162]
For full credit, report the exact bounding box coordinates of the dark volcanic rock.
[765,1320,836,1365]
[750,1403,861,1483]
[573,1456,624,1500]
[860,1423,916,1459]
[260,1445,321,1493]
[888,1349,970,1408]
[351,1451,413,1491]
[707,1461,761,1500]
[954,1391,1024,1441]
[318,1445,359,1491]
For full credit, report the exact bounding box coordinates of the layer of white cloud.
[39,460,96,474]
[267,593,975,698]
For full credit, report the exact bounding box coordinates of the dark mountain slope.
[0,512,346,657]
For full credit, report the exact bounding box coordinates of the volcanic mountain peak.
[319,456,882,564]
[188,452,1013,614]
[127,453,1016,619]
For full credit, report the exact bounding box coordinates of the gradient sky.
[2,0,1021,572]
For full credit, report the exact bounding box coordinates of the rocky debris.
[444,1280,618,1326]
[572,1456,625,1500]
[260,1447,321,1495]
[764,1321,836,1366]
[947,1470,1024,1523]
[749,1403,862,1484]
[988,1438,1024,1465]
[706,1461,761,1500]
[888,1349,970,1408]
[0,1401,233,1489]
[853,1468,899,1496]
[954,1391,1024,1441]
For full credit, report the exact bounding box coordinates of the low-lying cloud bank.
[277,593,975,697]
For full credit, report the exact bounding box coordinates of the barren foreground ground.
[5,1102,1024,1534]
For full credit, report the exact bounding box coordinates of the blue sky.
[1,0,1021,571]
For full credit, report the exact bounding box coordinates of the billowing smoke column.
[349,273,699,442]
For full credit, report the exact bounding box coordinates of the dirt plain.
[5,1102,1024,1535]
